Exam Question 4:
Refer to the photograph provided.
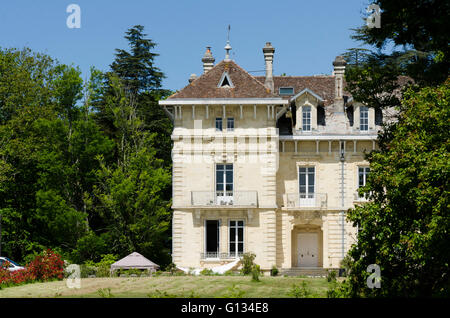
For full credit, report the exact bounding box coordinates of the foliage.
[351,0,449,86]
[251,264,261,282]
[224,284,246,298]
[0,25,172,269]
[271,265,279,277]
[289,281,311,298]
[342,81,450,297]
[200,268,214,276]
[240,253,256,275]
[326,270,337,283]
[0,249,64,288]
[97,288,114,298]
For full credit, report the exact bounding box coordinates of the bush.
[200,268,214,276]
[289,281,311,298]
[326,270,337,282]
[240,253,256,275]
[0,249,64,288]
[251,264,261,282]
[271,266,279,277]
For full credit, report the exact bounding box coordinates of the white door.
[297,233,318,267]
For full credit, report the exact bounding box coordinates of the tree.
[95,25,173,165]
[92,76,172,265]
[352,0,449,86]
[341,80,449,297]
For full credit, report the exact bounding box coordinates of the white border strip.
[159,98,289,105]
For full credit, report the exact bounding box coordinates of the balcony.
[285,193,327,209]
[354,191,370,202]
[200,252,243,260]
[191,191,258,207]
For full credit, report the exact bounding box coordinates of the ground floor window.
[205,220,220,258]
[229,220,244,257]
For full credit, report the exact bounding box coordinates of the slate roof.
[255,76,351,106]
[168,60,277,99]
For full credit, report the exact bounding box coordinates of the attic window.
[279,87,294,95]
[218,72,234,88]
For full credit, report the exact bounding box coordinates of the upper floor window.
[302,106,311,131]
[215,118,223,131]
[358,167,370,188]
[360,106,369,131]
[279,87,294,96]
[227,118,234,131]
[216,164,233,204]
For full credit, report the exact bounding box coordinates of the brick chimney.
[202,46,215,73]
[263,42,275,93]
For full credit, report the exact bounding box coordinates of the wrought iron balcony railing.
[354,191,370,202]
[285,193,327,208]
[191,191,258,207]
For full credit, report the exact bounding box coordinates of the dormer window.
[215,118,223,131]
[360,106,369,131]
[302,106,311,131]
[218,72,234,88]
[279,87,294,96]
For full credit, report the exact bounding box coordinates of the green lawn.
[0,276,333,298]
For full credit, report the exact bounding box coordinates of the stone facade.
[160,44,389,271]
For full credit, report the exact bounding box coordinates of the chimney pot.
[202,46,215,73]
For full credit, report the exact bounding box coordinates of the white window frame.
[302,106,312,131]
[228,220,244,257]
[298,166,315,206]
[357,167,370,199]
[215,164,234,204]
[360,106,369,131]
[227,117,234,131]
[215,117,223,131]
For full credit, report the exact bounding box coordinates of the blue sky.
[0,0,374,91]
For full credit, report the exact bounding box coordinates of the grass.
[0,276,333,298]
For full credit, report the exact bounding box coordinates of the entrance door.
[297,233,318,267]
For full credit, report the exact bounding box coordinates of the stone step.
[279,268,331,277]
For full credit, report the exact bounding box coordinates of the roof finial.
[224,25,232,62]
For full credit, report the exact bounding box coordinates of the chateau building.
[159,41,393,272]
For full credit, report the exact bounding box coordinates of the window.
[360,106,369,131]
[216,164,233,204]
[299,167,315,200]
[215,117,222,131]
[227,118,234,131]
[218,72,234,88]
[229,220,244,257]
[358,167,370,199]
[358,167,370,188]
[279,87,294,95]
[302,106,311,131]
[205,220,220,258]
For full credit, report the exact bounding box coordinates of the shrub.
[0,249,64,288]
[240,253,256,275]
[289,281,311,298]
[224,284,246,298]
[251,264,261,282]
[271,266,279,277]
[200,268,214,276]
[326,270,337,282]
